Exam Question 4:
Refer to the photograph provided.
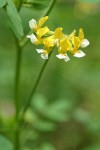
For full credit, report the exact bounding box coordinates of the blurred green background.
[0,0,100,150]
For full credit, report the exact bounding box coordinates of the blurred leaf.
[79,0,100,2]
[73,109,91,124]
[0,135,13,150]
[41,143,56,150]
[34,120,56,132]
[46,99,71,122]
[0,0,6,7]
[23,0,52,10]
[83,145,100,150]
[32,95,47,113]
[24,109,38,124]
[6,0,24,39]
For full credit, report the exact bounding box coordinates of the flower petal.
[37,26,49,38]
[74,50,86,58]
[41,53,48,59]
[81,39,90,48]
[56,54,67,59]
[64,55,70,62]
[38,16,49,28]
[29,19,37,30]
[27,34,38,44]
[36,49,44,53]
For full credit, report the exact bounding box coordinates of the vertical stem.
[14,39,22,150]
[21,51,53,119]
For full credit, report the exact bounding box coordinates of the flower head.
[29,16,49,32]
[27,16,89,62]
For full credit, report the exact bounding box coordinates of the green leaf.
[46,99,71,122]
[0,0,6,8]
[6,0,24,39]
[34,120,56,132]
[32,94,47,113]
[0,135,13,150]
[41,143,56,150]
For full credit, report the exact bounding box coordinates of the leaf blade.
[6,0,24,39]
[0,0,6,8]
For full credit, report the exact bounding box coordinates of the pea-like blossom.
[27,16,90,62]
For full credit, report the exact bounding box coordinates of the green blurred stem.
[14,0,24,10]
[14,39,22,150]
[21,51,53,118]
[19,0,57,47]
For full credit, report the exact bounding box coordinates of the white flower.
[81,39,90,48]
[56,53,70,62]
[36,49,48,60]
[29,19,37,30]
[27,34,38,44]
[74,50,86,58]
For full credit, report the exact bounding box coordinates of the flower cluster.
[27,16,89,62]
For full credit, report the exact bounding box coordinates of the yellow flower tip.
[78,28,84,41]
[72,36,81,49]
[54,27,64,39]
[37,26,50,38]
[38,16,49,28]
[69,29,76,38]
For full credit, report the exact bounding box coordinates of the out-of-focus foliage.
[6,0,24,39]
[0,135,13,150]
[0,0,100,150]
[0,0,6,8]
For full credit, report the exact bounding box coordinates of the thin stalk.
[19,0,57,47]
[42,0,57,16]
[14,39,22,150]
[21,51,53,118]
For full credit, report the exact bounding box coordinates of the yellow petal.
[43,36,55,50]
[69,30,76,38]
[72,36,81,49]
[60,38,72,53]
[78,28,84,41]
[37,26,49,38]
[54,27,63,39]
[38,16,49,28]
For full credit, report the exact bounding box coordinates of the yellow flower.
[71,36,86,58]
[29,16,49,32]
[27,26,50,45]
[56,38,72,62]
[36,36,55,60]
[54,27,64,46]
[27,16,90,62]
[78,28,90,48]
[70,28,89,58]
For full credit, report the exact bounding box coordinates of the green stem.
[42,0,57,16]
[19,0,57,47]
[21,51,53,118]
[14,39,22,150]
